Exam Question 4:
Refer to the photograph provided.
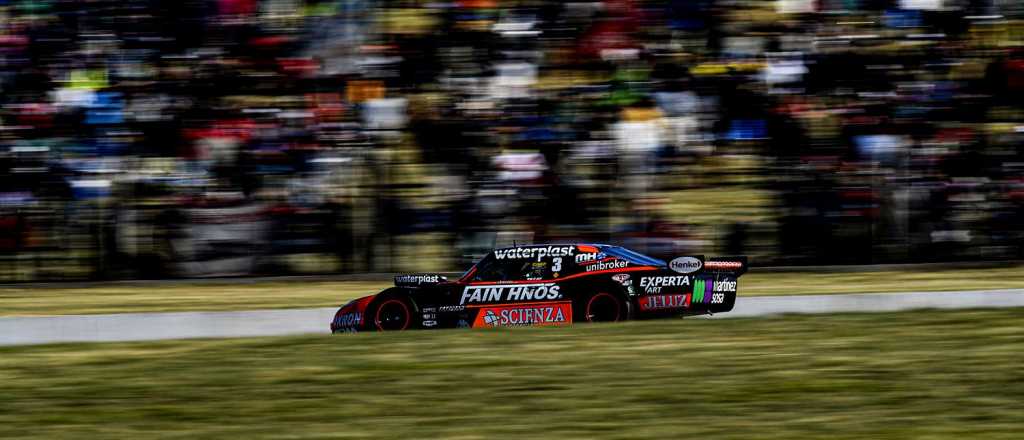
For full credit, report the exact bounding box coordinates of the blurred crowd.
[2,0,1024,280]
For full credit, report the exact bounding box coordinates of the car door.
[457,253,564,304]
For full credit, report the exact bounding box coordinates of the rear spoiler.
[704,256,748,276]
[667,255,748,276]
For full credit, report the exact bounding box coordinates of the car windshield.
[461,254,493,280]
[599,245,666,267]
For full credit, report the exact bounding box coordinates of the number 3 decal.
[552,257,562,272]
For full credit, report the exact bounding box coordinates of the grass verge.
[1,309,1022,439]
[0,281,390,317]
[1,265,1023,317]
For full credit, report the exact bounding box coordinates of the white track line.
[2,289,1023,346]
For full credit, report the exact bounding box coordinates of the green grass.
[742,265,1024,296]
[2,265,1024,317]
[0,281,390,316]
[1,309,1022,438]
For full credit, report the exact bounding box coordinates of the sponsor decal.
[333,312,363,328]
[713,280,736,292]
[692,278,726,304]
[395,274,444,285]
[494,246,575,261]
[693,278,707,304]
[639,294,690,311]
[438,305,465,312]
[472,303,572,327]
[331,296,374,330]
[639,276,690,294]
[669,257,702,274]
[457,319,470,328]
[575,252,605,263]
[460,284,562,304]
[423,320,438,327]
[705,260,743,270]
[612,273,633,293]
[583,259,628,272]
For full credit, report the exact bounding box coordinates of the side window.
[522,259,551,280]
[471,256,516,282]
[472,255,556,281]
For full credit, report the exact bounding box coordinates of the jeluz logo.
[713,280,736,292]
[611,274,631,283]
[583,259,627,272]
[494,246,575,261]
[460,284,562,304]
[639,294,690,311]
[669,257,702,274]
[474,303,572,327]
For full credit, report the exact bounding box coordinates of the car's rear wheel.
[582,292,626,323]
[373,297,413,331]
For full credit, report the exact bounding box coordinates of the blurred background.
[1,0,1024,281]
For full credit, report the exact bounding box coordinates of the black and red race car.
[330,244,747,332]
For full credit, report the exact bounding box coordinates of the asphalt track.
[2,289,1023,346]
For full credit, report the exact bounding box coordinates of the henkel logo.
[472,303,572,328]
[669,257,702,274]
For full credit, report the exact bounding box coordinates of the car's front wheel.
[581,291,627,323]
[371,297,414,331]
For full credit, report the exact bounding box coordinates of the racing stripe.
[466,266,660,285]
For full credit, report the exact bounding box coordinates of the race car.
[330,244,747,332]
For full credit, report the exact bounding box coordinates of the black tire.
[370,296,414,331]
[579,290,628,323]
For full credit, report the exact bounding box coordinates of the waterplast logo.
[669,257,702,274]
